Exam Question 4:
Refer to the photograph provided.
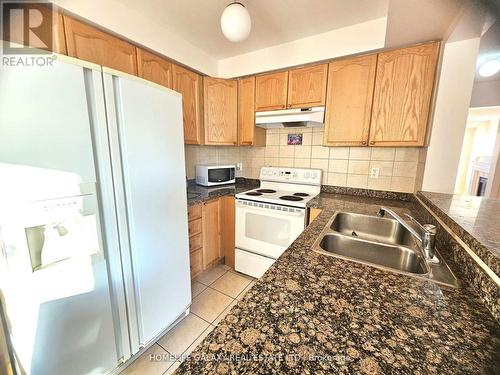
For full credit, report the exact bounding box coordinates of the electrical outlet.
[236,162,242,171]
[370,167,380,178]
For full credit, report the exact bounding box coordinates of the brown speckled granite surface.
[177,193,500,374]
[417,191,500,277]
[186,178,259,206]
[321,185,414,202]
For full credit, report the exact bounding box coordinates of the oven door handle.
[236,201,305,217]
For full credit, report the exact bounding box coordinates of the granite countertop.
[417,191,500,276]
[186,179,259,206]
[177,192,500,374]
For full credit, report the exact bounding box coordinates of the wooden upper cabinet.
[136,48,172,89]
[54,12,67,54]
[255,71,289,111]
[238,77,266,146]
[204,77,238,145]
[324,55,377,146]
[2,3,66,54]
[172,64,204,144]
[287,64,328,108]
[369,42,440,146]
[64,16,137,75]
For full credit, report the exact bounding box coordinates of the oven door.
[235,199,305,259]
[208,167,234,184]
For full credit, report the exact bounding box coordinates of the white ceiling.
[475,21,500,82]
[384,0,464,47]
[117,0,389,59]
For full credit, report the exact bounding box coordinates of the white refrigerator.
[0,55,191,374]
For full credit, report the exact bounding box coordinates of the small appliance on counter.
[196,164,236,186]
[235,167,322,278]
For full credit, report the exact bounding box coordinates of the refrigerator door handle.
[101,71,142,354]
[85,68,134,361]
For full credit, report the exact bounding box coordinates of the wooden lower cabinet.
[190,249,203,278]
[308,208,322,225]
[187,204,203,278]
[202,199,222,267]
[220,196,236,268]
[187,197,236,279]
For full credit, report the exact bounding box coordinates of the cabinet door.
[369,42,439,147]
[190,249,203,279]
[3,3,66,54]
[204,77,238,145]
[255,71,289,111]
[64,16,137,75]
[136,48,172,89]
[172,65,204,144]
[238,77,266,146]
[220,196,235,268]
[324,55,377,146]
[288,64,328,108]
[203,199,221,268]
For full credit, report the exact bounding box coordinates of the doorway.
[454,106,500,197]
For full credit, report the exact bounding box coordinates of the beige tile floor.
[121,264,255,374]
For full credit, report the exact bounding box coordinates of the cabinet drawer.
[188,204,202,221]
[190,248,203,278]
[189,233,203,252]
[188,218,202,236]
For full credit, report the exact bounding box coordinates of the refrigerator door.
[0,191,118,375]
[102,69,191,349]
[0,57,126,374]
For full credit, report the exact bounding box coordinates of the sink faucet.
[378,207,438,262]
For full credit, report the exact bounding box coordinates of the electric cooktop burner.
[256,189,277,193]
[245,191,263,196]
[279,195,304,201]
[293,192,310,197]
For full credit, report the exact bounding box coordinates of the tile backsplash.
[185,128,427,193]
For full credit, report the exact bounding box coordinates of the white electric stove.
[235,167,322,278]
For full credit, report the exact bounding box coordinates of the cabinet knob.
[281,105,286,109]
[369,141,375,145]
[287,104,291,108]
[361,140,367,145]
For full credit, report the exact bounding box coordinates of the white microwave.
[195,165,236,186]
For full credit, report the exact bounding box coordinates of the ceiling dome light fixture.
[478,59,500,78]
[220,2,251,42]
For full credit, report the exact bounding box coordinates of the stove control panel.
[259,167,322,185]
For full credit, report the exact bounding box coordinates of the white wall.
[470,79,500,107]
[52,0,219,76]
[217,17,387,78]
[422,38,481,193]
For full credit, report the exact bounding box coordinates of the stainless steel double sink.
[312,212,459,288]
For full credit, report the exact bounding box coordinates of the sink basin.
[319,233,427,274]
[312,211,460,288]
[330,212,414,247]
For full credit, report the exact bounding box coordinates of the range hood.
[255,106,325,128]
